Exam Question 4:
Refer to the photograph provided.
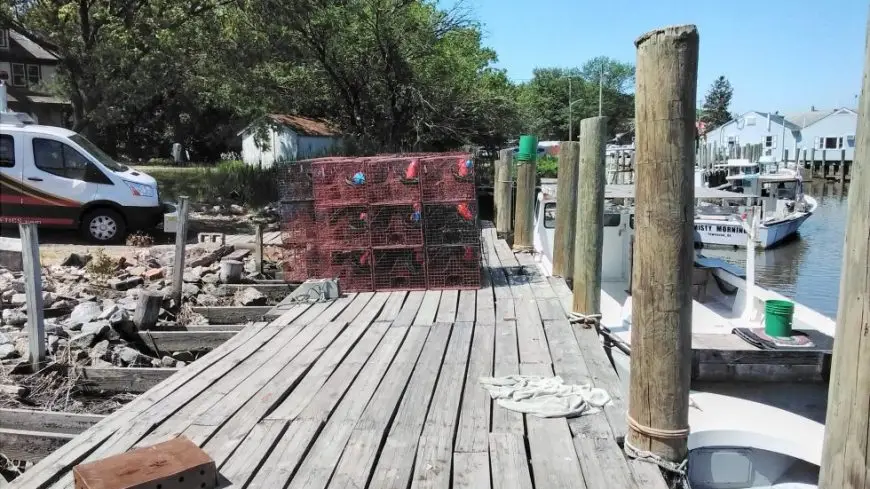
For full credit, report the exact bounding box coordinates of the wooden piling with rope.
[626,24,697,471]
[571,119,606,316]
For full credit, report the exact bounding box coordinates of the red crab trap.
[277,161,314,201]
[279,201,317,245]
[322,248,374,292]
[425,244,481,289]
[312,159,369,205]
[281,244,320,282]
[367,157,423,204]
[370,203,424,248]
[373,247,427,291]
[316,205,371,249]
[423,200,478,246]
[420,155,475,202]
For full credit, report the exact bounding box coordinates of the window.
[70,134,127,172]
[26,65,40,86]
[816,137,844,149]
[543,203,556,229]
[0,29,8,49]
[11,63,25,86]
[32,138,90,180]
[727,136,739,146]
[603,214,621,227]
[763,136,777,148]
[745,116,756,126]
[847,135,856,148]
[0,135,14,168]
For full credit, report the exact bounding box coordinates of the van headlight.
[124,180,155,197]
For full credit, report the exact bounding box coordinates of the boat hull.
[694,212,811,249]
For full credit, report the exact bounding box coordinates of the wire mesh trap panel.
[277,161,314,201]
[420,154,475,202]
[367,157,423,204]
[280,201,317,245]
[315,205,371,249]
[312,159,369,205]
[423,200,479,246]
[282,244,320,282]
[369,203,424,248]
[373,247,427,291]
[322,248,374,292]
[425,244,481,289]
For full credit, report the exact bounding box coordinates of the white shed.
[239,114,342,168]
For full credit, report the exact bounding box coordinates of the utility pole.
[569,77,573,141]
[598,65,604,117]
[626,24,698,468]
[819,9,870,489]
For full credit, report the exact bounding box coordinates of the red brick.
[73,436,216,489]
[144,268,164,280]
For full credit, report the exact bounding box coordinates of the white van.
[0,87,175,243]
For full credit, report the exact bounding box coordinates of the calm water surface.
[700,181,849,319]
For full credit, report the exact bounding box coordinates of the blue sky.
[449,0,866,114]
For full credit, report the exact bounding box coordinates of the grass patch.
[138,161,280,207]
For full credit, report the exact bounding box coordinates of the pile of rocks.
[0,245,275,370]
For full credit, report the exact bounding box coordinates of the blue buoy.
[352,172,366,185]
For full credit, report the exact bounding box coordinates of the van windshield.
[69,134,128,172]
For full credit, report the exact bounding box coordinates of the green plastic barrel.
[764,299,795,337]
[516,135,538,162]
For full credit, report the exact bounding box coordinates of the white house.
[239,114,342,168]
[702,107,857,162]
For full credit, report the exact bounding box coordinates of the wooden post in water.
[821,149,828,179]
[19,223,45,371]
[254,223,264,275]
[572,118,607,314]
[512,149,536,251]
[552,141,580,278]
[809,148,816,181]
[171,196,190,307]
[627,24,697,466]
[820,12,870,487]
[839,148,847,189]
[495,149,514,234]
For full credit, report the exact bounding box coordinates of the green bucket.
[516,134,538,162]
[764,299,795,337]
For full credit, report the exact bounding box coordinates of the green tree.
[700,75,734,129]
[581,56,635,93]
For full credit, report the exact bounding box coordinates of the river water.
[700,181,848,319]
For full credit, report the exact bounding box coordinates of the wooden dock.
[11,227,666,489]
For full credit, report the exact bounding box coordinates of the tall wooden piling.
[513,151,536,251]
[571,118,607,314]
[820,12,870,487]
[552,141,580,278]
[495,149,514,234]
[627,24,697,466]
[839,148,847,189]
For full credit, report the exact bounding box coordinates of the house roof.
[266,114,340,137]
[8,30,58,61]
[784,108,856,129]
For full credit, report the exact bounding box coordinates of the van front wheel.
[81,208,126,244]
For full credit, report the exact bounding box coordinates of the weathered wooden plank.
[694,363,825,382]
[410,322,473,489]
[285,326,411,489]
[326,326,430,489]
[377,291,409,322]
[266,295,392,422]
[414,290,442,325]
[368,323,452,489]
[216,283,296,299]
[0,428,73,462]
[245,419,322,489]
[456,290,476,322]
[0,409,103,435]
[492,318,523,435]
[78,367,176,394]
[435,289,459,324]
[393,291,425,327]
[138,330,237,353]
[217,419,287,487]
[521,363,588,489]
[181,324,247,332]
[544,320,636,489]
[199,321,351,465]
[454,323,494,453]
[6,314,280,489]
[489,433,534,489]
[476,273,496,326]
[694,348,827,365]
[514,297,550,365]
[189,306,272,324]
[454,449,491,489]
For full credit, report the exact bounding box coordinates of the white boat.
[693,157,817,249]
[533,189,833,489]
